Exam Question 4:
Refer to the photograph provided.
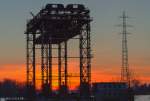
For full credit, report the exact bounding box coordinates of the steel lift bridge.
[25,4,92,99]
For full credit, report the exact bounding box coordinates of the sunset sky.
[0,0,150,87]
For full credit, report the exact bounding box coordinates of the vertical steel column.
[87,23,91,87]
[79,23,91,97]
[58,43,62,91]
[41,43,49,96]
[64,41,68,89]
[48,42,52,94]
[58,41,68,95]
[26,33,36,98]
[41,42,44,88]
[33,33,36,90]
[41,23,50,96]
[41,45,49,95]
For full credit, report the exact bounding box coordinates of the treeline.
[132,84,150,95]
[0,79,26,97]
[131,79,150,95]
[0,79,150,97]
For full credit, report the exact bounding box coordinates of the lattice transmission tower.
[119,11,132,87]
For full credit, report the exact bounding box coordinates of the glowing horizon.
[0,64,150,90]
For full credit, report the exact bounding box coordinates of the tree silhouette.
[0,79,26,97]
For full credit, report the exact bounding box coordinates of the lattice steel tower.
[25,4,92,99]
[120,11,131,87]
